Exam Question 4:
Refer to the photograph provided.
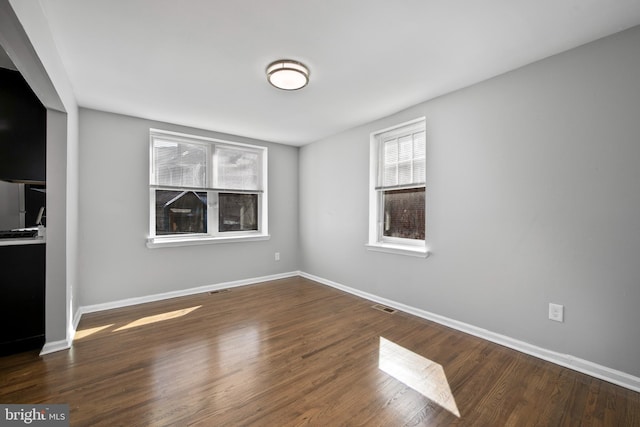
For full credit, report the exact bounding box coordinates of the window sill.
[147,233,270,248]
[365,242,429,258]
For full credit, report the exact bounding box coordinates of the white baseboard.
[39,315,79,356]
[299,271,640,393]
[72,307,83,332]
[73,271,299,325]
[39,338,71,356]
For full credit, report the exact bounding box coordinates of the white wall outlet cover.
[549,303,564,322]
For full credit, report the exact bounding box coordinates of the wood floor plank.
[0,276,638,426]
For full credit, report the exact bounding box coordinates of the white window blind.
[378,123,426,190]
[214,146,261,191]
[151,133,263,193]
[153,139,207,188]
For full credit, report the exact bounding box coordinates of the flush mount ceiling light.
[266,59,310,91]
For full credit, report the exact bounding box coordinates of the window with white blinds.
[148,129,268,247]
[368,118,427,257]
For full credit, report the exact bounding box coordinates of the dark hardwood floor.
[1,276,638,426]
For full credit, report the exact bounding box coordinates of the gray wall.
[299,26,640,376]
[46,109,70,344]
[77,108,299,306]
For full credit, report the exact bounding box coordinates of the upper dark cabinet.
[0,68,46,183]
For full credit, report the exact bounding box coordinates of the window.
[147,129,268,247]
[367,118,428,257]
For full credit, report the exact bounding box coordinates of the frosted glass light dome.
[266,60,310,90]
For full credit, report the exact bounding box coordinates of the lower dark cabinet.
[0,243,45,356]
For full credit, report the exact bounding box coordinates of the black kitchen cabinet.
[0,243,45,355]
[0,68,46,183]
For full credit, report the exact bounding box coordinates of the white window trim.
[366,117,429,257]
[365,242,428,257]
[147,129,269,248]
[147,233,270,249]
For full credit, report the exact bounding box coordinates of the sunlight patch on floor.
[113,306,202,331]
[74,324,115,340]
[378,336,460,417]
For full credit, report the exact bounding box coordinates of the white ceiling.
[38,0,640,146]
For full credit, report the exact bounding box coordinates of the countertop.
[0,236,46,246]
[0,227,46,246]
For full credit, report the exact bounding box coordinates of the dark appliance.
[0,67,46,183]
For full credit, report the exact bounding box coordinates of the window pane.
[414,131,426,158]
[383,188,425,240]
[382,139,398,187]
[155,190,207,235]
[384,164,397,187]
[398,135,413,162]
[219,193,258,232]
[413,158,425,183]
[384,139,398,163]
[398,162,412,185]
[216,147,260,191]
[153,139,207,187]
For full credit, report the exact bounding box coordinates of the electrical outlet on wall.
[275,252,280,261]
[549,303,564,322]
